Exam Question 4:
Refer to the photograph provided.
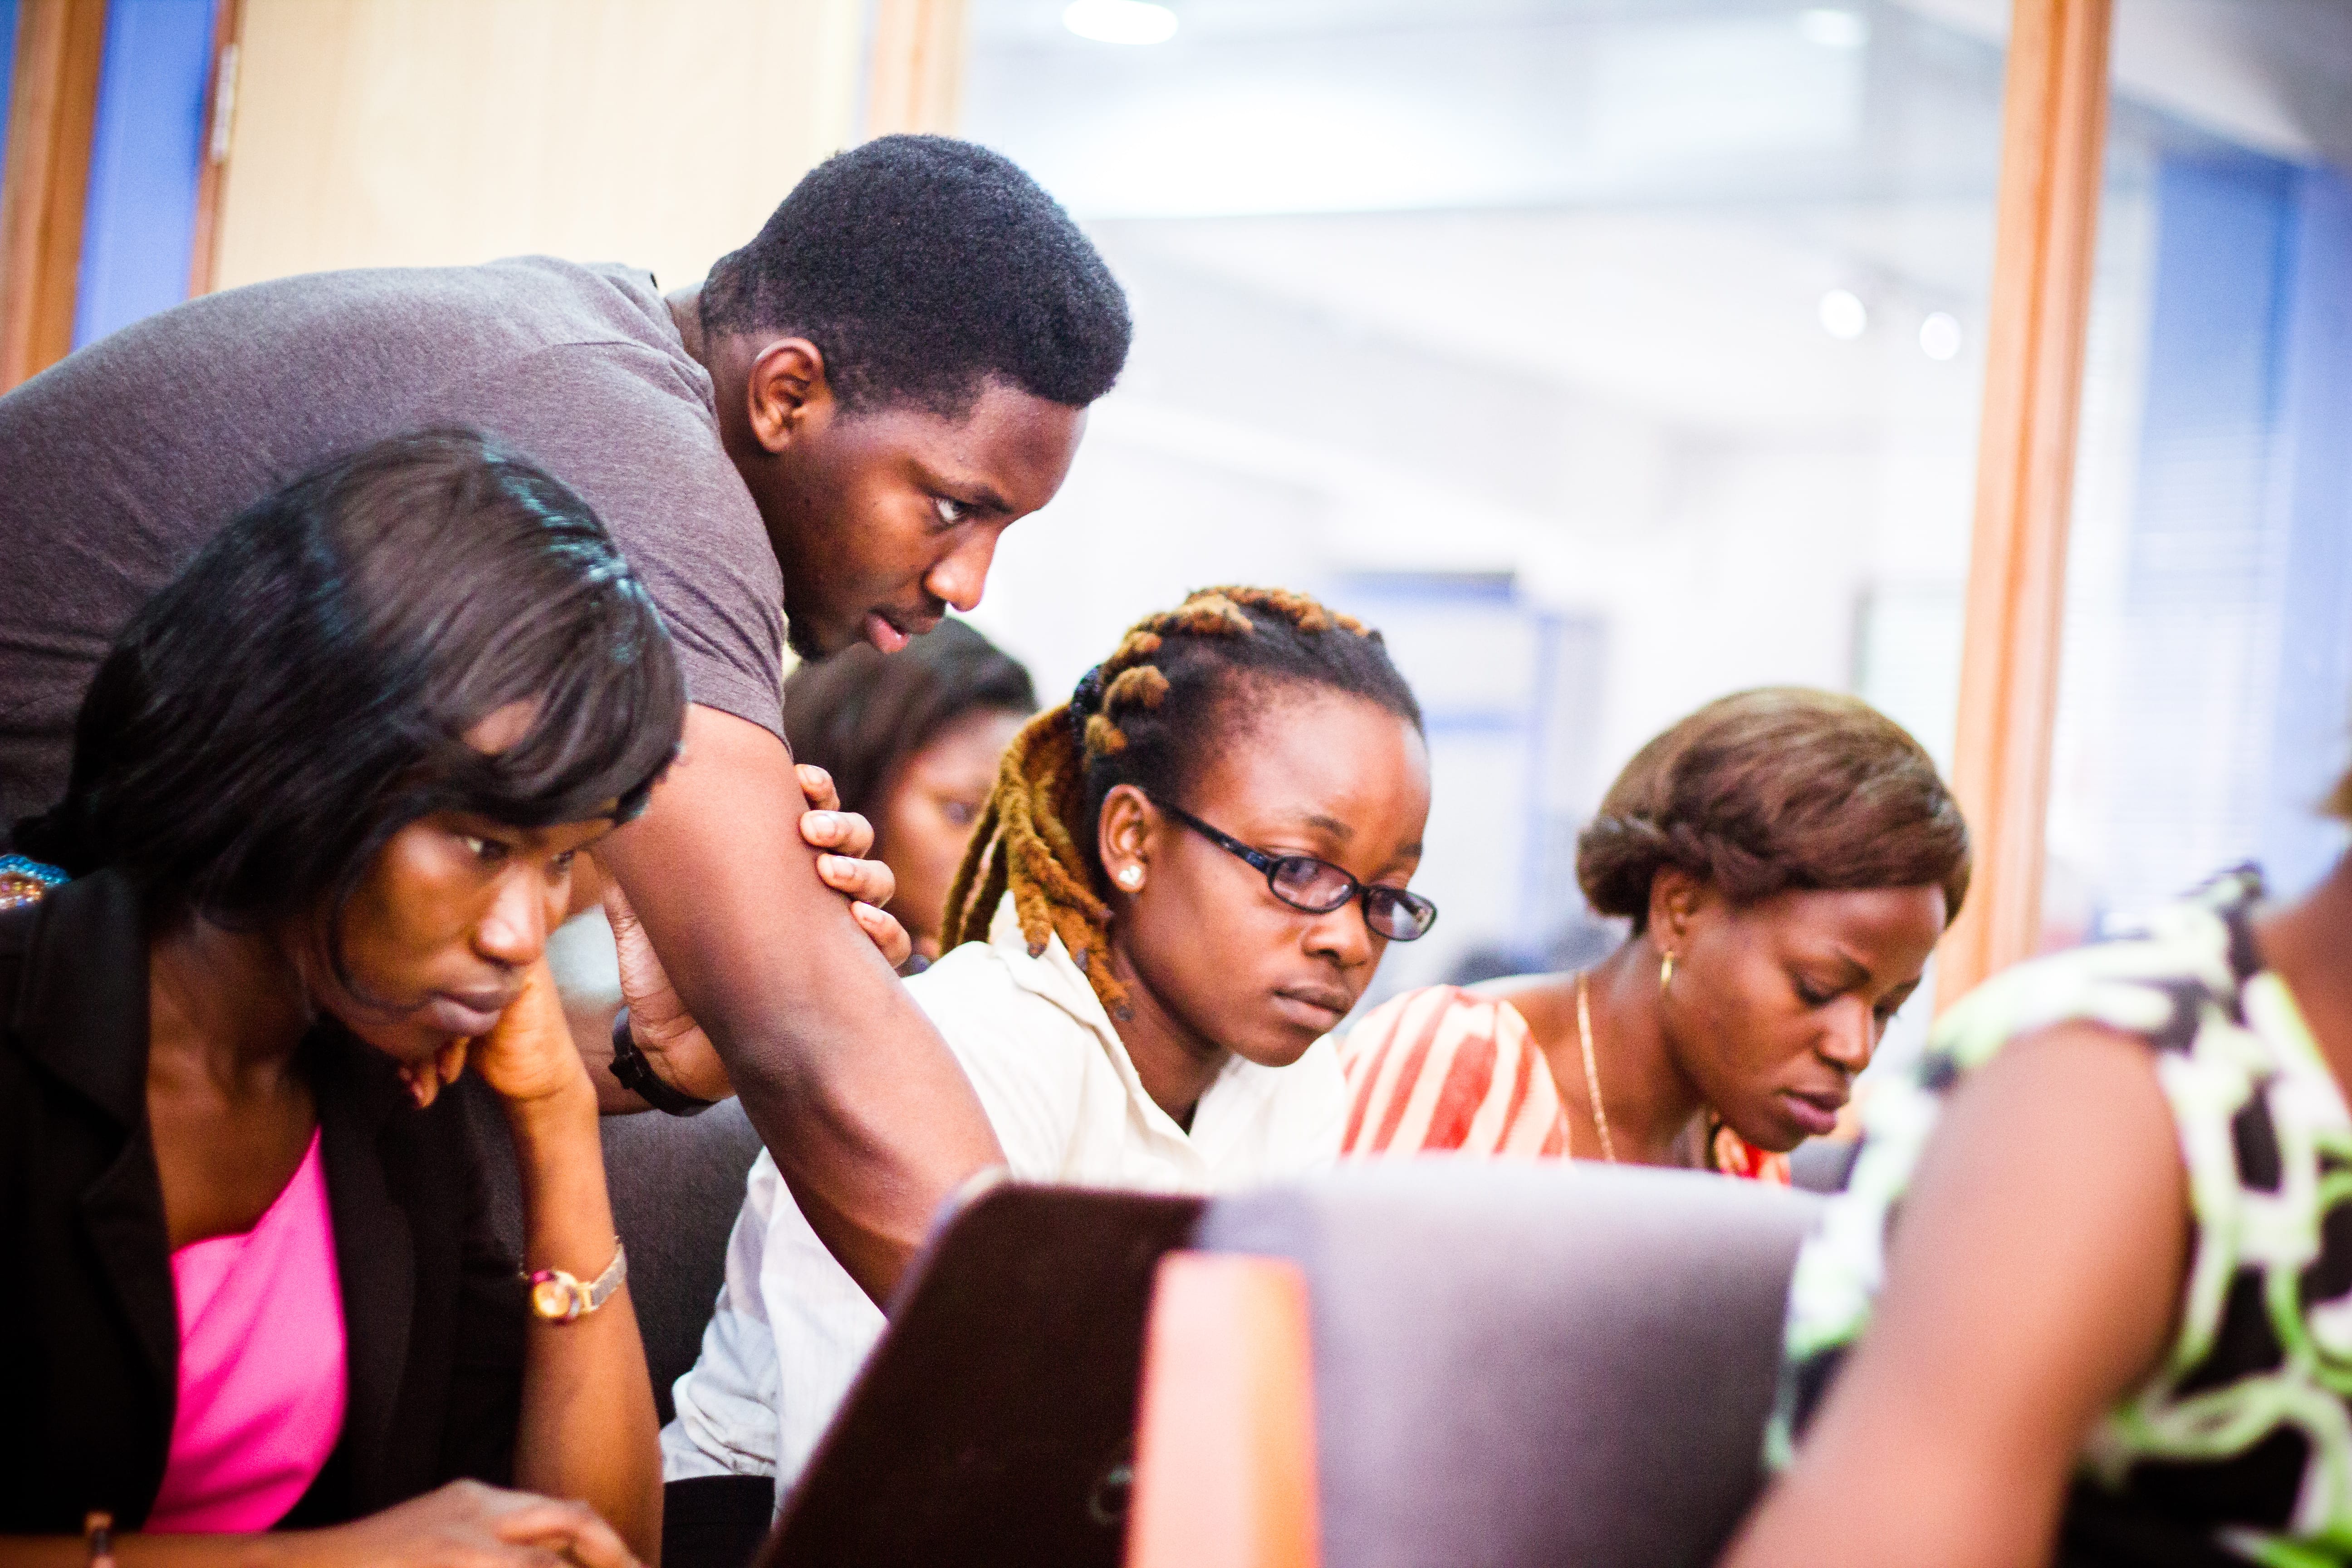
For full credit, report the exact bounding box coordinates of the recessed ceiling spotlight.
[1798,8,1870,49]
[1919,311,1964,361]
[1063,0,1178,45]
[1818,288,1869,340]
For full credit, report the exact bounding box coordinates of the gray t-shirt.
[0,256,784,836]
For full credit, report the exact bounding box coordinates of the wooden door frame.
[1938,0,2117,1008]
[0,0,107,391]
[0,0,242,388]
[866,0,966,138]
[185,0,241,297]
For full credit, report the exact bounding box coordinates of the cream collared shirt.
[660,897,1348,1500]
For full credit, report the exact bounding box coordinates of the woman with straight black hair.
[0,430,682,1566]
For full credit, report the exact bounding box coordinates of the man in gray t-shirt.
[0,135,1131,1301]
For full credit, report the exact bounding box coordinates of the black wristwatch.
[609,1005,716,1117]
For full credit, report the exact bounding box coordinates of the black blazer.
[0,870,527,1533]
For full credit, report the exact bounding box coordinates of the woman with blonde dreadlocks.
[661,587,1436,1512]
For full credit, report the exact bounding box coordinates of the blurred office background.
[950,0,2352,1038]
[5,0,2352,1043]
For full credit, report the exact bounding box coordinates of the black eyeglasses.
[1152,799,1438,942]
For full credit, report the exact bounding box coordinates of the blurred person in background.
[782,619,1037,972]
[1341,688,1968,1182]
[0,434,677,1563]
[1729,774,2352,1563]
[0,135,1134,1304]
[656,588,1434,1528]
[1444,910,1624,992]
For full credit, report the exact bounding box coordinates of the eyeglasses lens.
[1269,856,1355,913]
[1267,856,1437,941]
[1366,888,1437,941]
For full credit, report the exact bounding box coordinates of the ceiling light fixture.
[1818,288,1869,340]
[1919,311,1964,360]
[1797,9,1870,49]
[1063,0,1178,45]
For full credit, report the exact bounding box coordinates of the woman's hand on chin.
[456,960,596,1114]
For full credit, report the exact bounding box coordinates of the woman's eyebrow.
[1269,812,1419,862]
[1817,947,1875,985]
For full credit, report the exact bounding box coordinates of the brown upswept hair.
[939,587,1421,1019]
[1576,687,1971,931]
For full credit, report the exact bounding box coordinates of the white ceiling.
[1095,200,1995,437]
[964,0,2338,438]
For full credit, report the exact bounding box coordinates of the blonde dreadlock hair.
[940,586,1421,1020]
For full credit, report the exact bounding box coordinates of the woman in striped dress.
[1341,689,1972,1181]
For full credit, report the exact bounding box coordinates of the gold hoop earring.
[1659,950,1677,992]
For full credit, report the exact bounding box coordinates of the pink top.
[147,1129,348,1534]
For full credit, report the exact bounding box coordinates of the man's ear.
[744,338,832,454]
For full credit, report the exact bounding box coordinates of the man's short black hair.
[701,135,1131,416]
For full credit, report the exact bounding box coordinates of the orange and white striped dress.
[1338,984,1790,1181]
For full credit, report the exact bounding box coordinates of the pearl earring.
[1118,865,1143,889]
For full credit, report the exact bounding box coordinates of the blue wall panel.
[2103,155,2294,911]
[72,0,219,351]
[0,0,21,178]
[2259,167,2352,891]
[2103,154,2352,907]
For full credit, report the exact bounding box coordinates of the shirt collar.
[978,896,1292,1153]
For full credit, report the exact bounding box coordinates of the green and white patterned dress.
[1767,867,2352,1567]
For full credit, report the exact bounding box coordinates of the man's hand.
[603,876,727,1103]
[793,763,908,967]
[594,763,907,1108]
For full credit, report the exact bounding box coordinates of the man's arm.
[593,704,1004,1303]
[581,763,906,1115]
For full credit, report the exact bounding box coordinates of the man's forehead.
[907,386,1085,502]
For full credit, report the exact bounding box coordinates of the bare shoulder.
[1469,973,1571,1045]
[1896,1014,2187,1311]
[1730,1017,2187,1568]
[1934,1015,2178,1163]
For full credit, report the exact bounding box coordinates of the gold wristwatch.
[525,1239,627,1323]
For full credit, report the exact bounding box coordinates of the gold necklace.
[1574,970,1618,1164]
